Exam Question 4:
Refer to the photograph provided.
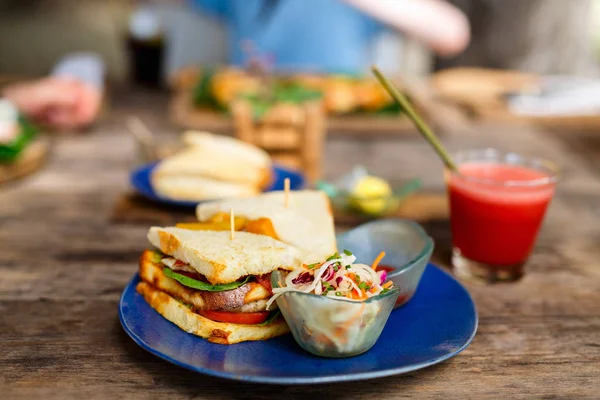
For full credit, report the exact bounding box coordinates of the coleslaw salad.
[266,250,394,310]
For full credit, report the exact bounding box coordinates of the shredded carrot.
[341,303,366,328]
[333,328,349,343]
[314,333,334,346]
[352,288,367,301]
[382,281,393,289]
[371,251,386,270]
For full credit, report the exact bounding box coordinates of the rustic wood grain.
[1,89,599,399]
[111,192,448,227]
[331,192,449,226]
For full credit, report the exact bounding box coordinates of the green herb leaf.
[0,116,37,163]
[239,82,323,121]
[257,310,281,326]
[381,288,390,295]
[192,69,222,109]
[326,253,340,262]
[163,268,250,292]
[343,249,353,256]
[354,275,361,283]
[345,265,351,270]
[151,250,164,263]
[358,282,368,290]
[307,263,320,269]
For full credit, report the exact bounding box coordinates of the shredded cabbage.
[266,252,392,310]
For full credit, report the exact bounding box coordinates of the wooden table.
[1,90,599,399]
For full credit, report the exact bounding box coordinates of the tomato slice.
[174,271,206,280]
[255,273,272,294]
[199,310,270,325]
[376,265,396,273]
[172,259,188,268]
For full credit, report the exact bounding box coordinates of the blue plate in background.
[130,162,305,208]
[119,263,477,384]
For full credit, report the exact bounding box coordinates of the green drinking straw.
[371,66,458,172]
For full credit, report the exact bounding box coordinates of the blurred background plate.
[0,135,50,185]
[130,162,305,208]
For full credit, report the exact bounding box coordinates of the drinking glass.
[446,149,559,282]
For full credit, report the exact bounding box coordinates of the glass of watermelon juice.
[446,149,559,282]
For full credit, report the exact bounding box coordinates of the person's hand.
[2,77,102,131]
[344,0,470,57]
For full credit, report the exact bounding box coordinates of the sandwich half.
[137,227,305,344]
[151,131,273,201]
[196,190,336,263]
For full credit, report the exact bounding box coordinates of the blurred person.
[1,53,104,132]
[437,0,597,76]
[165,0,470,73]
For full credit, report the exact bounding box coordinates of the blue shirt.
[190,0,385,74]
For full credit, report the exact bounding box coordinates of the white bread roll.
[151,131,273,201]
[152,174,259,202]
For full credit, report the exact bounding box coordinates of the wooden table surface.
[1,90,599,399]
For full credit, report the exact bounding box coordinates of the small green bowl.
[271,270,400,358]
[317,178,421,217]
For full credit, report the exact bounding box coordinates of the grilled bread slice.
[136,281,289,344]
[196,190,336,263]
[147,227,304,284]
[139,250,272,311]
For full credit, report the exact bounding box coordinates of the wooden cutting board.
[471,106,600,131]
[169,91,417,135]
[431,67,600,130]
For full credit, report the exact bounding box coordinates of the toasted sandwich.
[137,227,306,344]
[151,131,272,201]
[195,190,336,263]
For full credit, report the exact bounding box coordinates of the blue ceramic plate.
[130,162,305,208]
[119,264,477,384]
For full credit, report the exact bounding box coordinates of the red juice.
[448,163,555,267]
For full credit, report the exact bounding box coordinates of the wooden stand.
[231,100,326,183]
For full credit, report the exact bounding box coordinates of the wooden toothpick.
[284,178,290,208]
[230,208,235,240]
